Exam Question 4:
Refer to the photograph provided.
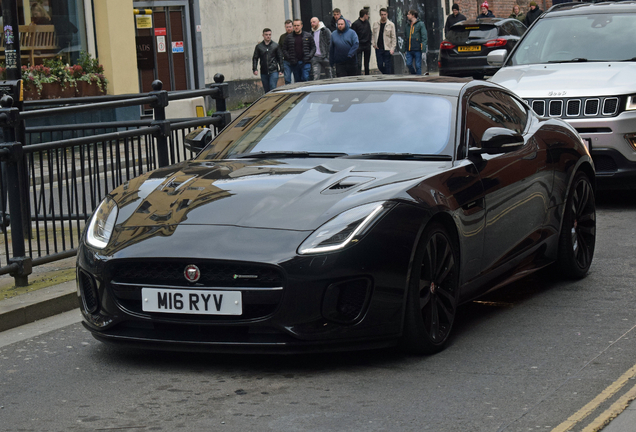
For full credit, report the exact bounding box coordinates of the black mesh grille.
[567,100,581,116]
[592,155,618,173]
[532,100,545,116]
[109,260,283,288]
[549,100,563,117]
[337,280,369,321]
[79,271,99,314]
[603,98,618,115]
[585,99,599,115]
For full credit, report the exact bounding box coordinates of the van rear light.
[484,38,507,48]
[440,41,456,50]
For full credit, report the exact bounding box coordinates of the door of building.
[134,2,195,93]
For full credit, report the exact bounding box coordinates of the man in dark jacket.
[524,2,543,27]
[328,8,350,32]
[445,4,466,36]
[351,8,372,75]
[405,10,427,75]
[283,19,316,82]
[478,2,495,18]
[278,20,293,84]
[329,18,359,77]
[310,17,332,80]
[253,28,283,93]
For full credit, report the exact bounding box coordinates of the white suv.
[488,1,636,188]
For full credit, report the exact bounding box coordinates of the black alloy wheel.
[402,223,460,354]
[557,172,596,279]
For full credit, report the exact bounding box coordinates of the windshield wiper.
[340,153,452,161]
[231,151,348,159]
[548,58,589,63]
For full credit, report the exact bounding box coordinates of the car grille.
[525,96,622,119]
[106,260,285,320]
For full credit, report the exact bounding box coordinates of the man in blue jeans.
[283,19,316,82]
[278,20,293,84]
[252,28,283,92]
[405,10,427,75]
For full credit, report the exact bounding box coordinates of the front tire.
[401,223,460,354]
[557,172,596,279]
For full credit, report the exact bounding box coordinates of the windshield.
[198,91,455,159]
[509,13,636,65]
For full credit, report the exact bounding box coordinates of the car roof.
[271,75,498,97]
[546,0,636,15]
[451,18,509,27]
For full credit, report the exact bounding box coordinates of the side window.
[501,22,515,36]
[514,21,527,35]
[465,90,529,148]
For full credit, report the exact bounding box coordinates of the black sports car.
[439,18,526,79]
[77,76,596,354]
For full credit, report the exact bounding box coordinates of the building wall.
[93,0,140,95]
[449,0,553,23]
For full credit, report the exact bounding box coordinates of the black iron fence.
[0,76,231,286]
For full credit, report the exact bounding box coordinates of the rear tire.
[401,223,460,354]
[556,172,596,279]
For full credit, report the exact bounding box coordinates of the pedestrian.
[372,7,397,74]
[509,4,525,22]
[310,17,332,80]
[328,8,350,32]
[252,28,283,93]
[478,2,495,18]
[278,19,293,84]
[351,8,372,75]
[524,2,543,27]
[405,10,427,75]
[283,19,316,83]
[329,17,359,77]
[445,4,467,36]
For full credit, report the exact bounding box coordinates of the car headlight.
[627,95,636,111]
[86,197,118,249]
[298,202,393,254]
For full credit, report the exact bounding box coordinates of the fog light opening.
[322,278,372,324]
[625,133,636,151]
[78,270,100,314]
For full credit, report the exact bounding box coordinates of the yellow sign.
[136,15,153,29]
[196,106,205,117]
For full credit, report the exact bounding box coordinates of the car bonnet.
[490,62,636,98]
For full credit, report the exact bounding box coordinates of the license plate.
[142,288,242,315]
[458,46,481,52]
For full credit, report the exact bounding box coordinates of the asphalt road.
[1,190,635,432]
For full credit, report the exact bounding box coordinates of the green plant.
[21,64,57,95]
[43,57,75,89]
[75,51,108,92]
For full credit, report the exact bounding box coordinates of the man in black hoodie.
[445,4,466,36]
[351,8,372,75]
[524,2,543,27]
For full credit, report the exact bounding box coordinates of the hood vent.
[322,176,375,195]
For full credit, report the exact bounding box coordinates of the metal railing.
[0,76,231,286]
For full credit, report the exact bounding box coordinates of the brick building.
[448,0,553,20]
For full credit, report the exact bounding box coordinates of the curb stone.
[0,280,78,332]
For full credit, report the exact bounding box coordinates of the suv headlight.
[627,95,636,111]
[86,197,118,249]
[298,202,393,254]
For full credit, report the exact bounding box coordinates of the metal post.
[211,74,231,130]
[150,80,170,167]
[0,95,31,287]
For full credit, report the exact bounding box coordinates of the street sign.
[172,41,184,53]
[157,36,166,53]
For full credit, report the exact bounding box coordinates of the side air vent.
[322,176,375,195]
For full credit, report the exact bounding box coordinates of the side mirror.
[184,128,212,153]
[487,49,508,67]
[469,127,524,155]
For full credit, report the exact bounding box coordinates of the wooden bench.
[0,24,59,66]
